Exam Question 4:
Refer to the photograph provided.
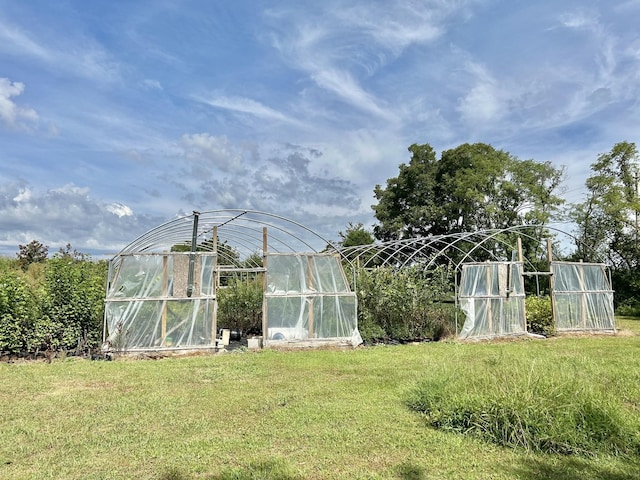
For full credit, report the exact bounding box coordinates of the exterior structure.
[103,210,361,351]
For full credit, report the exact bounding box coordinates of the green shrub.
[355,265,456,343]
[40,257,107,354]
[0,271,40,354]
[525,295,555,336]
[217,276,263,335]
[616,299,640,317]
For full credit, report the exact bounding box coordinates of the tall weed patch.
[408,352,640,457]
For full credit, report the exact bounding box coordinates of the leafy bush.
[409,355,640,457]
[40,257,107,354]
[217,276,263,335]
[616,299,640,317]
[525,295,555,336]
[355,266,456,343]
[0,270,40,354]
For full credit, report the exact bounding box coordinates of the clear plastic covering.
[458,262,526,339]
[550,262,615,332]
[104,253,217,350]
[264,254,361,345]
[104,251,361,350]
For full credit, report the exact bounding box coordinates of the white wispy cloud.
[0,16,120,82]
[198,94,296,124]
[0,77,38,129]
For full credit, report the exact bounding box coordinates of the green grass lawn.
[1,318,639,480]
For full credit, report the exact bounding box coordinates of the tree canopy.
[571,141,639,269]
[372,143,565,241]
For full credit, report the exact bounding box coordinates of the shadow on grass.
[507,455,640,480]
[160,460,429,479]
[159,459,304,480]
[395,462,426,479]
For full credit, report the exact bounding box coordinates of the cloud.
[0,181,162,257]
[198,94,295,123]
[0,17,120,82]
[0,78,39,129]
[456,62,505,125]
[141,79,163,90]
[168,140,362,221]
[179,133,244,173]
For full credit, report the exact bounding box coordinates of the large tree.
[571,141,640,269]
[373,143,565,241]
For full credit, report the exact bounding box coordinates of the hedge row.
[0,258,107,356]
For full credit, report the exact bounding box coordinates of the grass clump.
[408,353,640,457]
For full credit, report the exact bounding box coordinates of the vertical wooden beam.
[579,260,587,329]
[517,236,523,263]
[307,255,314,339]
[547,238,556,329]
[161,254,168,346]
[262,227,268,343]
[517,237,525,332]
[486,264,493,333]
[211,227,218,344]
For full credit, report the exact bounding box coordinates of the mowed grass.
[0,318,638,480]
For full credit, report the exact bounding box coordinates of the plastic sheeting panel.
[551,262,615,332]
[458,262,526,339]
[104,253,216,349]
[264,254,361,345]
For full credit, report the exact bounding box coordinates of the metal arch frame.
[331,224,596,273]
[113,209,346,260]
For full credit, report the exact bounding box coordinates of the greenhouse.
[333,226,616,340]
[103,210,361,352]
[104,214,616,352]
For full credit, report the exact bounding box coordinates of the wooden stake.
[517,236,523,263]
[487,265,493,333]
[579,260,587,328]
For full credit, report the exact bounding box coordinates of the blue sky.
[1,0,639,257]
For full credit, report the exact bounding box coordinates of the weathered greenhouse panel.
[458,262,526,339]
[551,262,615,332]
[264,253,360,346]
[104,253,217,350]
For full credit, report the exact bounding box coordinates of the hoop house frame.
[103,210,360,352]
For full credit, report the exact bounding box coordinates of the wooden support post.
[517,236,523,263]
[161,254,168,346]
[211,227,218,344]
[547,238,556,328]
[307,255,314,339]
[262,227,268,343]
[486,265,493,333]
[579,260,587,329]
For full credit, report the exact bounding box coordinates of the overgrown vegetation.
[217,276,263,335]
[355,265,457,342]
[525,295,555,336]
[408,342,640,458]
